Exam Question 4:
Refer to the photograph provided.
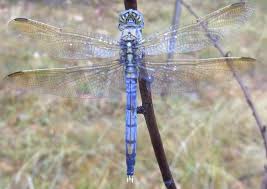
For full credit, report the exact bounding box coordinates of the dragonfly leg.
[137,106,145,114]
[137,102,152,115]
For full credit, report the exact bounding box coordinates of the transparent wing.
[139,57,255,95]
[142,2,253,56]
[4,61,125,98]
[8,18,120,60]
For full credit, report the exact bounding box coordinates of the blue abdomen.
[125,72,138,176]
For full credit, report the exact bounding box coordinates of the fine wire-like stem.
[181,0,267,156]
[162,0,182,97]
[124,0,177,189]
[168,0,182,61]
[180,0,267,188]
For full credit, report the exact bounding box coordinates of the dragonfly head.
[118,9,144,41]
[118,9,144,30]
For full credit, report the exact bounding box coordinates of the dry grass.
[0,0,267,188]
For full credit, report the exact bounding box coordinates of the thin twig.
[162,0,182,97]
[180,0,267,156]
[124,0,177,188]
[180,0,267,188]
[168,0,182,60]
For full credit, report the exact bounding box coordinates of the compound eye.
[136,18,140,24]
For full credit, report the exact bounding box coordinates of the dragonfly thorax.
[119,41,139,79]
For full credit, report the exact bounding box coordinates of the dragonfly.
[4,2,255,182]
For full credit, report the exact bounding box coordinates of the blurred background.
[0,0,267,188]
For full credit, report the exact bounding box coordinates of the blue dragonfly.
[4,2,255,181]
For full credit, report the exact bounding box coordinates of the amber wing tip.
[7,18,27,33]
[230,1,254,11]
[241,57,256,62]
[13,18,29,22]
[8,18,28,26]
[1,72,23,88]
[231,2,246,7]
[8,18,29,29]
[6,71,23,78]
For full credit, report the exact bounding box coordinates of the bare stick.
[124,0,177,188]
[181,0,267,156]
[168,0,182,61]
[162,0,182,97]
[180,0,267,187]
[124,0,137,10]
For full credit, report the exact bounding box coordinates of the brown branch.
[139,79,177,189]
[124,0,177,188]
[180,0,267,188]
[124,0,137,10]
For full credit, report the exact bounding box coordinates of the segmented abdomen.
[125,75,138,176]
